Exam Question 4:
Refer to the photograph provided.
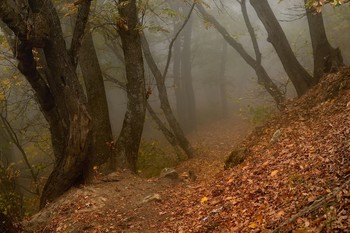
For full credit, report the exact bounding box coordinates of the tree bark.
[80,29,114,174]
[115,0,146,172]
[305,1,343,81]
[250,0,314,96]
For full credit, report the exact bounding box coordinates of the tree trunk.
[141,33,194,158]
[0,0,95,207]
[180,15,196,131]
[218,38,228,117]
[250,0,314,96]
[305,1,343,81]
[80,29,114,174]
[197,4,285,106]
[173,22,184,129]
[115,0,146,172]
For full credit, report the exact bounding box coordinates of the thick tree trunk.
[197,4,285,106]
[37,1,93,208]
[305,2,343,81]
[1,0,95,207]
[80,29,114,174]
[141,33,194,158]
[115,0,146,172]
[250,0,314,96]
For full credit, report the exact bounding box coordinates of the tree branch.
[69,0,92,67]
[0,1,27,42]
[239,0,262,64]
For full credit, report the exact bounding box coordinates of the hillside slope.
[24,68,350,232]
[157,68,350,232]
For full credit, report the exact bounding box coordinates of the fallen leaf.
[248,222,258,229]
[200,197,208,204]
[270,170,279,177]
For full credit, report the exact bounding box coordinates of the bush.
[0,163,23,220]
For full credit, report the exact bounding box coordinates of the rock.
[270,129,282,144]
[159,168,179,180]
[100,172,121,182]
[139,194,161,205]
[224,148,247,169]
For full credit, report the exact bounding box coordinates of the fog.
[0,0,349,217]
[99,0,350,138]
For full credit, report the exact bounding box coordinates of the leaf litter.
[24,68,350,232]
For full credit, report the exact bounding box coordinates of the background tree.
[197,3,285,107]
[250,0,315,96]
[305,0,343,81]
[172,2,196,131]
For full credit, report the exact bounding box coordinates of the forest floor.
[24,68,350,233]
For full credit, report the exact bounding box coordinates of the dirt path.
[25,116,251,233]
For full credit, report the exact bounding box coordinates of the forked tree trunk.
[250,0,314,96]
[0,0,95,208]
[305,1,343,81]
[141,33,194,158]
[115,0,146,172]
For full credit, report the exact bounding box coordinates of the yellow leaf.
[270,170,278,177]
[248,222,258,229]
[200,197,208,204]
[227,178,234,184]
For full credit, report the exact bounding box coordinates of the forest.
[0,0,349,232]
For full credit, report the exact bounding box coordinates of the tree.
[141,33,195,158]
[304,0,343,81]
[0,0,95,207]
[249,0,315,96]
[79,28,115,174]
[140,2,196,159]
[172,2,196,131]
[197,3,285,107]
[114,0,147,172]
